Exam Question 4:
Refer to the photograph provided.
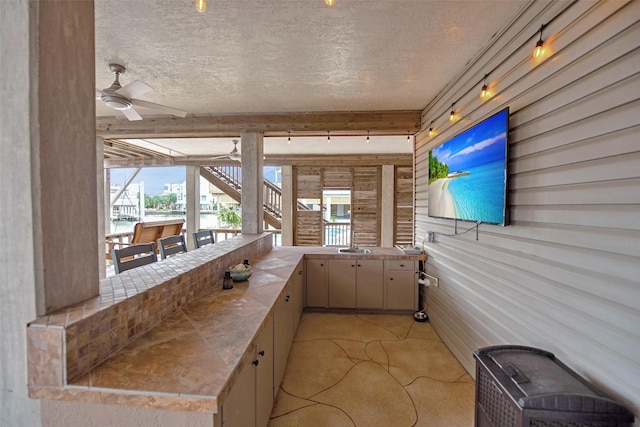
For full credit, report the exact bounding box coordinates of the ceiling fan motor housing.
[101,90,132,110]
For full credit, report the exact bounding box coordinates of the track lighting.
[533,24,545,59]
[196,0,206,13]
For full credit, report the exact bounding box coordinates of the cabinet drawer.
[384,260,415,270]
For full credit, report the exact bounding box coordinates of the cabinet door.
[222,354,256,427]
[273,283,294,396]
[255,317,274,427]
[292,262,304,333]
[328,259,356,308]
[356,259,384,309]
[386,269,417,310]
[305,259,328,307]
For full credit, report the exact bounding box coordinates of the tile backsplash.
[27,233,273,387]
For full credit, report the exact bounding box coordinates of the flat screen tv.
[428,107,509,226]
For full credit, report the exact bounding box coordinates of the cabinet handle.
[298,270,302,275]
[253,359,259,366]
[357,264,361,267]
[259,350,265,357]
[285,295,290,302]
[389,277,394,281]
[351,264,355,268]
[320,263,324,267]
[400,263,405,267]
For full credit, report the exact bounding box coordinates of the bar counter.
[27,235,419,414]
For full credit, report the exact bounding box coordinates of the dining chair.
[158,234,188,260]
[193,230,215,248]
[111,242,158,274]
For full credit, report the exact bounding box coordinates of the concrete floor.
[269,312,475,426]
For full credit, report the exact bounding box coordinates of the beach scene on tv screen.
[428,110,507,225]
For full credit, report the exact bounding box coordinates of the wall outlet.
[426,231,435,243]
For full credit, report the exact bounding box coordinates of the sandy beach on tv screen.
[429,178,456,218]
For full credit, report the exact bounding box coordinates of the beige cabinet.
[222,317,274,427]
[355,259,384,309]
[222,353,255,426]
[305,258,328,307]
[384,260,418,311]
[255,317,274,427]
[274,276,302,397]
[327,259,384,309]
[292,261,304,333]
[328,259,357,308]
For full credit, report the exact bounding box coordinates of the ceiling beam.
[96,110,422,138]
[104,153,413,169]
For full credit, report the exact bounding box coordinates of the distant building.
[110,182,144,221]
[163,177,239,212]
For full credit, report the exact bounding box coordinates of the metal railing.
[323,222,351,247]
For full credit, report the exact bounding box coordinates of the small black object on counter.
[223,271,233,290]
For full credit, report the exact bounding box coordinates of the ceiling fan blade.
[131,98,187,118]
[96,89,102,100]
[116,80,152,99]
[209,154,231,160]
[120,107,143,121]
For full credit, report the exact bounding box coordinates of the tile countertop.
[32,246,420,413]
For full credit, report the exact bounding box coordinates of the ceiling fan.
[210,139,242,161]
[96,63,187,121]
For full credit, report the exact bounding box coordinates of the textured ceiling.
[94,0,527,155]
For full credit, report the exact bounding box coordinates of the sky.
[109,166,282,196]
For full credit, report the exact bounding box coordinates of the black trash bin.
[473,345,634,427]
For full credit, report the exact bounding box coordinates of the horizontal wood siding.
[323,167,351,188]
[395,166,414,245]
[352,167,380,247]
[415,1,640,420]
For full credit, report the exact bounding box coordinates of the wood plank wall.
[294,165,409,247]
[415,0,640,419]
[352,167,381,247]
[294,167,323,246]
[395,166,414,245]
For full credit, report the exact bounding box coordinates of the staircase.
[201,166,283,229]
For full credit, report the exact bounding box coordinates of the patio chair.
[158,234,188,260]
[111,242,158,274]
[193,230,215,248]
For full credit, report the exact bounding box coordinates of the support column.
[185,166,201,250]
[281,165,294,246]
[381,165,395,247]
[240,132,263,234]
[1,1,95,424]
[97,137,106,278]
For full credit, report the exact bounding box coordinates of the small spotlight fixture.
[449,103,456,122]
[288,131,291,145]
[481,74,489,100]
[366,130,370,144]
[428,121,435,138]
[196,0,206,13]
[407,132,411,143]
[533,24,545,59]
[327,131,331,144]
[325,0,335,6]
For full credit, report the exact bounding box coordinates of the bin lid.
[487,347,595,398]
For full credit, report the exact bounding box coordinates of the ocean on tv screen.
[428,108,508,225]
